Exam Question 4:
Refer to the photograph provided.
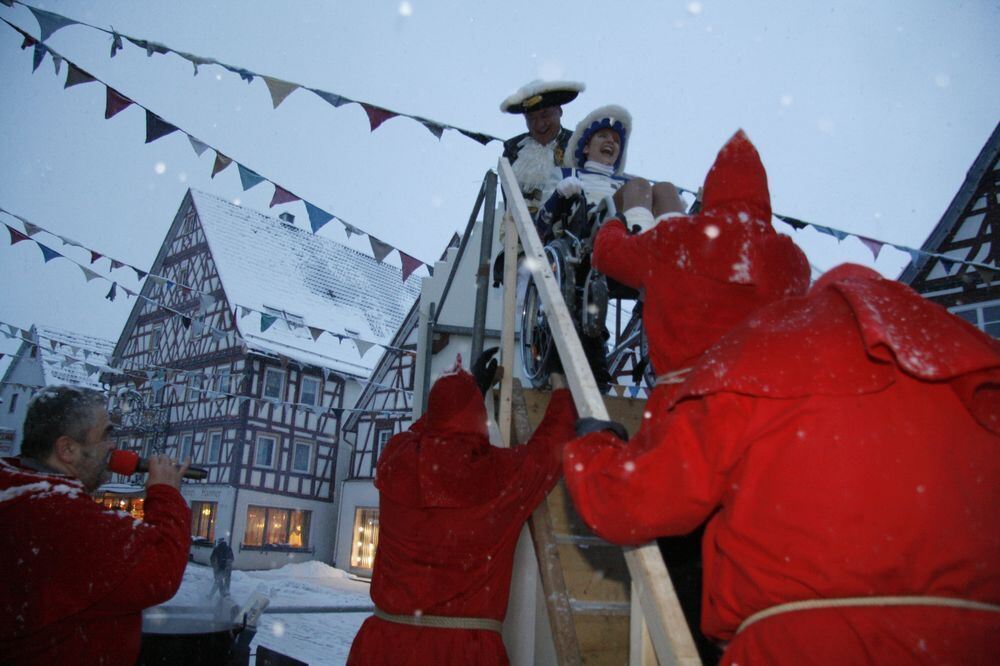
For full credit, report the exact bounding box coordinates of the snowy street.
[154,561,372,665]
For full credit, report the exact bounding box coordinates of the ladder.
[495,158,702,666]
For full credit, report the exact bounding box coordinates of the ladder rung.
[569,599,632,616]
[553,533,614,547]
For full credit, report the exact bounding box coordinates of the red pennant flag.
[110,259,124,270]
[105,87,133,119]
[270,185,300,207]
[90,250,103,264]
[858,236,884,261]
[6,225,30,245]
[211,152,233,177]
[399,251,422,282]
[361,103,398,132]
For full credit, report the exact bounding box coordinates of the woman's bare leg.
[651,181,685,216]
[614,177,652,213]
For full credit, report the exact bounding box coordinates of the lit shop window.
[96,495,145,520]
[191,500,217,542]
[243,505,312,550]
[351,507,380,573]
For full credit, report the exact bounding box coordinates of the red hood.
[375,371,505,508]
[701,129,772,219]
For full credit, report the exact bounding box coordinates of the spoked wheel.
[581,268,609,339]
[638,321,657,389]
[520,241,575,388]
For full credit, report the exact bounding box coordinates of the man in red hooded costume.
[565,130,1000,664]
[348,353,576,665]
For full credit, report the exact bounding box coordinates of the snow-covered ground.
[152,561,373,665]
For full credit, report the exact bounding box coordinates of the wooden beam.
[497,157,702,666]
[498,212,519,446]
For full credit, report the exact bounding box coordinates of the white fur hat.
[500,80,585,114]
[563,104,632,175]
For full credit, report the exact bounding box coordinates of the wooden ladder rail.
[496,158,702,666]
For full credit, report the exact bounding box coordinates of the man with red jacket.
[565,130,1000,663]
[0,386,191,666]
[348,351,576,665]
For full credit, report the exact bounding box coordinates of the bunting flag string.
[4,1,501,147]
[0,16,431,280]
[0,320,416,414]
[1,207,423,360]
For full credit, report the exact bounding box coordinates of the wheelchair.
[520,193,643,391]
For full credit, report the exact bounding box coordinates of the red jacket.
[348,371,576,665]
[565,265,1000,664]
[0,457,191,665]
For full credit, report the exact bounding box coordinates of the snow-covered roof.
[189,190,421,377]
[34,324,114,389]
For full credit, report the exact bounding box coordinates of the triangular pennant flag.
[399,251,422,282]
[369,237,394,263]
[894,245,922,265]
[110,259,124,271]
[188,135,210,156]
[122,285,136,298]
[458,129,494,145]
[343,222,362,239]
[145,111,179,143]
[21,221,42,236]
[858,236,883,261]
[28,6,78,42]
[133,267,147,281]
[420,120,445,139]
[269,185,300,207]
[7,225,30,245]
[110,32,123,57]
[222,65,255,84]
[812,224,835,239]
[199,293,215,311]
[312,89,348,107]
[211,152,233,177]
[308,326,324,341]
[614,385,626,397]
[37,242,62,263]
[84,363,100,376]
[352,337,374,358]
[90,250,102,264]
[56,234,83,249]
[976,266,997,286]
[939,258,955,274]
[51,53,63,75]
[237,164,265,190]
[360,103,398,132]
[64,64,96,89]
[191,319,204,336]
[105,87,133,119]
[240,306,253,319]
[260,313,277,332]
[831,228,848,242]
[305,202,334,233]
[262,76,299,108]
[774,214,808,231]
[32,43,47,72]
[628,385,640,398]
[180,315,192,330]
[79,265,101,282]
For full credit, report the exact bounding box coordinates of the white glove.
[556,176,584,198]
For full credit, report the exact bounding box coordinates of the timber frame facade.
[900,122,999,336]
[103,190,419,569]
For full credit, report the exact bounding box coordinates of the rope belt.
[655,367,692,386]
[374,607,503,633]
[737,595,1000,635]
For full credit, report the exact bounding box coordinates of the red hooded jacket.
[348,371,576,665]
[0,457,191,665]
[565,130,1000,664]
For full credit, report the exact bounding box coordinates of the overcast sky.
[1,0,998,376]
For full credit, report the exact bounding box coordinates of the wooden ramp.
[511,384,671,665]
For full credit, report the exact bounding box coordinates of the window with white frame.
[217,368,231,395]
[179,433,193,462]
[951,300,1000,338]
[207,430,223,464]
[299,376,321,407]
[350,507,380,573]
[291,440,313,473]
[263,368,285,400]
[255,434,277,468]
[375,428,393,459]
[187,375,201,402]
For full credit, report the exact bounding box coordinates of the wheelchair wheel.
[520,241,575,388]
[638,323,657,389]
[581,268,609,339]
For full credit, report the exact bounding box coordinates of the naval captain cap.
[500,80,585,114]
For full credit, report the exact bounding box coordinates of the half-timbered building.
[104,189,419,569]
[899,122,999,336]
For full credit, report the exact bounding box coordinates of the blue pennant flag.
[32,43,46,72]
[105,282,117,301]
[37,242,62,263]
[28,6,78,42]
[238,164,265,191]
[305,202,334,233]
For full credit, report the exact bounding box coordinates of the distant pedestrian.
[208,538,234,599]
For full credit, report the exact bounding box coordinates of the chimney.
[279,212,295,226]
